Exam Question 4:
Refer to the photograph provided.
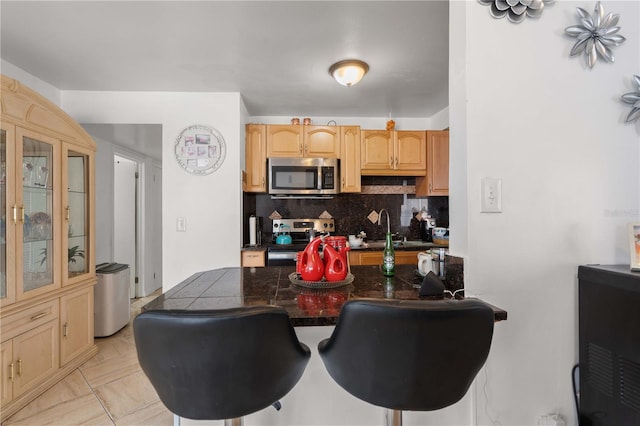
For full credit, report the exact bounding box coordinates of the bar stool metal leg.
[384,408,402,426]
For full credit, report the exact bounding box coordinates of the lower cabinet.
[349,250,420,266]
[0,284,97,422]
[1,304,59,406]
[60,287,94,366]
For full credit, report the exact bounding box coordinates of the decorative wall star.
[621,75,640,123]
[478,0,553,24]
[564,2,626,69]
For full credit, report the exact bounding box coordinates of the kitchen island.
[142,265,506,426]
[142,264,507,324]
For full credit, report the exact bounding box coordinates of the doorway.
[113,155,138,298]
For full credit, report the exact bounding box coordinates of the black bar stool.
[318,298,494,426]
[133,306,311,426]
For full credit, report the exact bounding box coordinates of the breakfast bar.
[141,265,506,426]
[142,264,507,323]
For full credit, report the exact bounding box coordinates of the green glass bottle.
[382,232,395,276]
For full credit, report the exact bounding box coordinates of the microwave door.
[272,166,318,192]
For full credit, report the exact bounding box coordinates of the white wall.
[250,115,447,130]
[451,1,640,424]
[1,59,61,106]
[61,91,244,289]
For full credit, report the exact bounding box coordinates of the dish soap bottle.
[382,231,395,276]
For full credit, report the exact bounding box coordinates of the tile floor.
[4,291,173,426]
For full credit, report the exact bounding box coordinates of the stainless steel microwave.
[268,157,339,197]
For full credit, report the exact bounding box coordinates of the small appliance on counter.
[420,216,436,242]
[267,218,335,266]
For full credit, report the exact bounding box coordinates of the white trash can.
[94,262,130,337]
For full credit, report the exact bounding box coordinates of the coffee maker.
[420,217,436,242]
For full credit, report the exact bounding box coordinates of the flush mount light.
[329,60,369,87]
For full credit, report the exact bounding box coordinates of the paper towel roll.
[249,216,257,246]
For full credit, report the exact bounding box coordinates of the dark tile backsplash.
[243,176,448,244]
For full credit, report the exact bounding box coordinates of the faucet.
[378,209,391,234]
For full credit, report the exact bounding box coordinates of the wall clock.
[174,124,226,175]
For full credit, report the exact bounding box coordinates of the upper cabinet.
[360,130,426,176]
[266,125,340,158]
[340,126,361,193]
[416,130,449,196]
[244,124,267,192]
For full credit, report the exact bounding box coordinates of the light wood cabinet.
[340,126,361,193]
[60,287,93,365]
[416,130,449,196]
[241,249,265,267]
[266,125,340,158]
[244,124,267,192]
[349,250,419,266]
[361,130,426,176]
[0,75,98,422]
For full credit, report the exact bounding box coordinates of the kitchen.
[1,1,639,425]
[242,126,451,269]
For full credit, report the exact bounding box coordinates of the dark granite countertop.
[142,265,507,326]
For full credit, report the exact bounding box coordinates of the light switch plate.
[481,178,502,213]
[177,217,187,232]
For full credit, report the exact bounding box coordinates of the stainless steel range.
[267,218,335,266]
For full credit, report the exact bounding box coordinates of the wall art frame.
[174,124,226,175]
[629,223,640,271]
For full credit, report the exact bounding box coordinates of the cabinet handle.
[65,206,71,221]
[395,157,398,168]
[12,205,18,224]
[429,183,432,192]
[20,206,25,224]
[262,177,265,187]
[342,177,345,188]
[9,362,14,381]
[17,359,22,377]
[30,312,46,321]
[63,322,69,337]
[299,143,302,154]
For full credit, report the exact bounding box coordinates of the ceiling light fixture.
[329,60,369,87]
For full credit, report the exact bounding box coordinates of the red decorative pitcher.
[299,236,324,281]
[323,244,348,281]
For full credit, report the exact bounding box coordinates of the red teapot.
[299,236,324,281]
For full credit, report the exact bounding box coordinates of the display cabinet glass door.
[0,128,11,304]
[18,130,59,298]
[66,150,88,280]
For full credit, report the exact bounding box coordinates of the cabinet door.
[16,128,61,301]
[60,287,94,365]
[1,126,16,306]
[396,131,427,172]
[266,125,303,157]
[303,126,340,158]
[340,126,361,193]
[361,130,393,170]
[63,144,94,284]
[0,340,13,406]
[427,130,449,196]
[245,124,267,192]
[12,320,59,398]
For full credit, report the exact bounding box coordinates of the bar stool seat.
[318,298,494,425]
[134,306,310,425]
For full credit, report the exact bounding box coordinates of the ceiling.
[1,1,449,118]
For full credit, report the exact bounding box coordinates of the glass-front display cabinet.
[1,127,14,306]
[17,128,61,300]
[64,146,92,284]
[1,74,97,422]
